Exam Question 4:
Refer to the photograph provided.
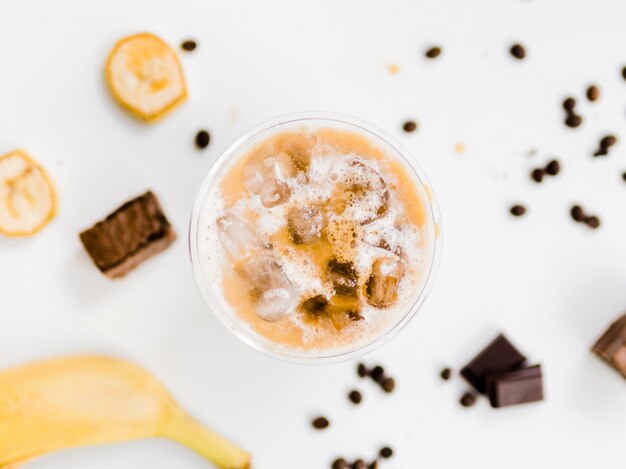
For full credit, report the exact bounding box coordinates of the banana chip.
[0,150,56,237]
[106,33,187,123]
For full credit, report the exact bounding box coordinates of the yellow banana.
[0,356,250,468]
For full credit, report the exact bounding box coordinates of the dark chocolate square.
[461,334,527,394]
[486,365,543,408]
[592,313,626,379]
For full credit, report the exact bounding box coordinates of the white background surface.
[1,0,626,467]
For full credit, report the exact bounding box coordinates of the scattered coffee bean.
[622,172,626,182]
[594,135,617,157]
[357,363,368,378]
[312,416,330,430]
[181,40,197,51]
[510,205,527,217]
[352,459,366,469]
[440,367,452,381]
[370,366,385,383]
[562,97,576,111]
[403,121,417,133]
[570,205,585,222]
[545,160,560,176]
[565,114,582,128]
[425,46,442,59]
[368,462,379,469]
[510,44,526,60]
[460,392,477,407]
[586,85,600,102]
[379,447,394,459]
[622,66,626,81]
[348,390,362,404]
[195,130,210,149]
[332,458,348,469]
[531,168,545,183]
[381,377,396,393]
[585,216,601,229]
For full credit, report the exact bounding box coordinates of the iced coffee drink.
[191,114,439,360]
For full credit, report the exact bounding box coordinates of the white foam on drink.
[197,130,434,352]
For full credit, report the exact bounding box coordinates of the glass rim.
[189,111,442,365]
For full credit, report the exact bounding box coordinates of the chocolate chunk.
[181,40,197,51]
[403,120,417,132]
[531,168,545,183]
[460,392,477,407]
[79,191,176,279]
[510,205,526,217]
[381,377,395,393]
[592,313,626,379]
[357,363,368,378]
[312,416,330,430]
[586,85,600,102]
[486,365,543,408]
[545,160,560,176]
[348,390,362,404]
[425,46,442,58]
[379,447,393,459]
[562,97,576,111]
[332,459,348,469]
[461,334,527,393]
[440,367,452,381]
[565,114,582,128]
[328,259,358,296]
[195,130,210,149]
[510,44,526,60]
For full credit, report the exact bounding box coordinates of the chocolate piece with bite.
[486,365,543,408]
[79,192,176,278]
[461,334,526,394]
[592,313,626,379]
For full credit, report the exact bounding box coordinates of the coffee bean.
[379,447,394,459]
[571,205,585,222]
[565,114,582,128]
[600,135,617,148]
[348,390,362,404]
[195,130,210,149]
[545,160,560,176]
[510,205,527,217]
[368,462,379,469]
[562,97,576,111]
[357,363,368,378]
[403,121,417,133]
[181,40,197,51]
[585,216,600,229]
[381,377,396,393]
[425,46,442,59]
[510,44,526,59]
[586,85,600,102]
[440,367,452,380]
[531,168,545,183]
[370,366,385,383]
[622,171,626,182]
[352,459,366,469]
[460,392,476,407]
[332,458,348,469]
[622,66,626,81]
[312,416,330,429]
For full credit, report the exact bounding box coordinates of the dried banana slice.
[105,33,187,123]
[0,150,56,237]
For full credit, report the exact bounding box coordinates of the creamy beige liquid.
[199,126,435,352]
